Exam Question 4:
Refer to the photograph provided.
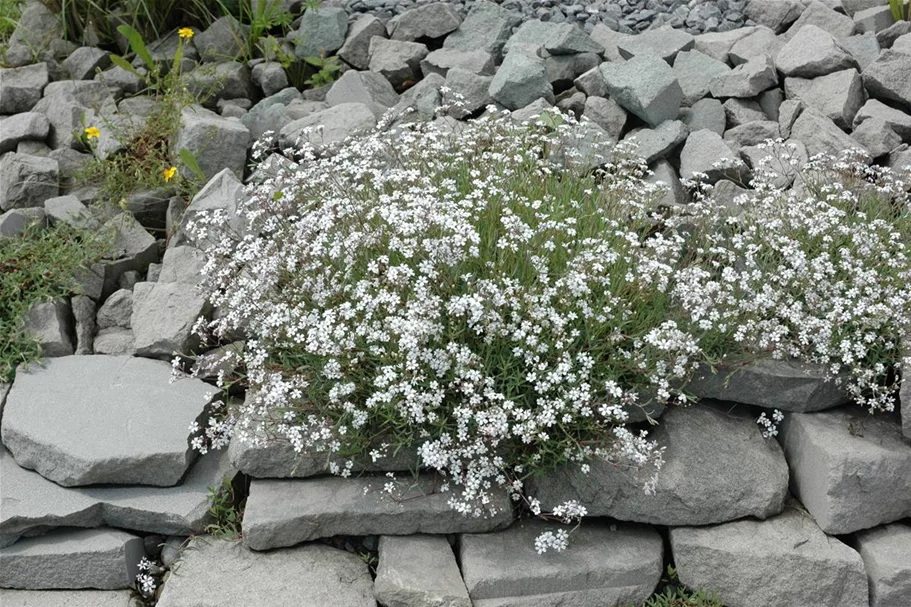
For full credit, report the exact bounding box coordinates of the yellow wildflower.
[84,126,100,140]
[163,166,178,182]
[178,27,194,40]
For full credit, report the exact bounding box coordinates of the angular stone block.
[375,535,470,607]
[856,523,911,607]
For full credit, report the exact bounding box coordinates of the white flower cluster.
[756,409,785,439]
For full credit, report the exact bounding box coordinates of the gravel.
[344,0,754,35]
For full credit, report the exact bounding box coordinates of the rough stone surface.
[622,121,688,165]
[785,0,857,41]
[251,62,289,97]
[292,6,348,59]
[62,47,110,80]
[504,20,604,56]
[745,0,805,33]
[194,16,249,63]
[778,25,857,78]
[671,507,868,607]
[0,63,49,114]
[855,523,911,607]
[673,50,730,106]
[779,406,911,534]
[680,98,726,135]
[0,113,50,155]
[0,208,45,238]
[0,448,234,542]
[529,404,789,526]
[388,4,462,42]
[679,129,743,183]
[853,6,895,34]
[338,14,387,71]
[582,96,627,140]
[787,69,865,129]
[442,1,521,58]
[184,62,257,108]
[176,106,250,181]
[0,153,58,212]
[31,81,116,150]
[173,169,246,250]
[242,475,513,550]
[863,49,911,111]
[0,590,135,606]
[43,195,96,229]
[728,26,783,65]
[158,246,206,285]
[369,37,429,90]
[710,54,777,99]
[326,70,399,118]
[853,117,902,158]
[461,520,663,607]
[616,26,695,63]
[279,103,377,149]
[131,281,210,359]
[791,109,871,159]
[600,55,682,128]
[375,535,470,607]
[0,356,213,487]
[96,289,132,331]
[0,528,145,590]
[156,539,375,607]
[488,47,553,111]
[645,159,685,208]
[854,99,911,139]
[421,48,496,78]
[71,295,95,355]
[694,27,756,63]
[444,68,493,116]
[22,299,74,358]
[688,359,849,412]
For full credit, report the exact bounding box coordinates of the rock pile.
[1,0,910,605]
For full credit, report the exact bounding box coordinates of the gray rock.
[117,271,139,291]
[573,65,607,98]
[780,406,911,534]
[0,528,145,590]
[251,62,289,97]
[375,535,470,607]
[843,0,887,15]
[724,121,781,149]
[623,120,688,164]
[460,520,663,606]
[582,96,627,140]
[103,212,158,274]
[4,2,63,68]
[671,507,868,607]
[184,62,257,107]
[158,246,206,285]
[443,0,522,59]
[853,117,902,157]
[0,63,49,114]
[740,139,808,188]
[679,129,744,183]
[710,54,777,99]
[0,590,134,606]
[728,26,784,65]
[1,356,213,487]
[784,0,857,41]
[174,168,247,250]
[131,281,210,359]
[242,475,513,550]
[646,160,686,208]
[724,98,768,126]
[444,68,493,116]
[893,32,911,54]
[62,47,110,80]
[529,404,788,526]
[421,48,495,78]
[22,299,74,358]
[194,16,249,63]
[279,102,376,150]
[600,54,682,128]
[689,359,849,412]
[787,68,865,129]
[488,47,554,111]
[176,106,250,181]
[837,31,882,71]
[94,64,144,96]
[71,295,95,355]
[778,25,858,78]
[388,3,461,41]
[853,6,895,34]
[891,145,911,170]
[694,27,757,63]
[745,0,805,33]
[190,341,244,383]
[616,26,694,63]
[544,53,599,89]
[16,140,50,155]
[338,13,387,70]
[90,329,134,356]
[96,289,133,331]
[390,73,444,122]
[589,23,632,62]
[504,20,604,56]
[778,99,805,137]
[856,523,911,607]
[292,6,348,59]
[31,80,116,150]
[673,50,730,106]
[680,98,726,135]
[0,153,58,211]
[508,97,554,124]
[0,113,49,154]
[326,69,399,118]
[556,89,586,119]
[791,109,871,159]
[0,447,234,540]
[156,539,374,607]
[43,195,97,229]
[0,208,46,238]
[160,536,184,568]
[368,37,429,90]
[710,179,753,211]
[863,49,911,111]
[877,20,911,49]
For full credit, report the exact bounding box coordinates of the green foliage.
[636,567,725,607]
[0,0,20,44]
[303,53,341,88]
[888,0,909,21]
[224,0,295,62]
[205,477,244,540]
[0,221,110,382]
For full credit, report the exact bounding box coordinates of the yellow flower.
[178,27,194,40]
[83,126,100,140]
[163,166,178,182]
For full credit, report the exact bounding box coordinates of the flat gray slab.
[856,523,911,607]
[0,447,234,544]
[671,508,868,607]
[0,589,137,607]
[1,356,214,487]
[375,535,470,607]
[460,520,662,607]
[529,404,788,526]
[156,538,375,607]
[779,407,911,534]
[242,475,514,550]
[0,528,145,590]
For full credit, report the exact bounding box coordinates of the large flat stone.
[688,359,849,412]
[0,448,233,544]
[862,49,911,111]
[0,528,145,590]
[856,523,911,607]
[156,538,375,607]
[528,404,788,526]
[600,55,682,128]
[671,507,868,607]
[0,589,135,607]
[0,356,213,487]
[779,406,911,534]
[242,475,514,550]
[777,24,857,78]
[460,520,662,607]
[375,535,470,607]
[790,109,871,160]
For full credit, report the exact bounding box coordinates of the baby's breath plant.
[187,108,715,521]
[678,143,911,413]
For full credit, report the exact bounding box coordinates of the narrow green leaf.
[108,54,145,80]
[117,24,154,71]
[179,147,207,183]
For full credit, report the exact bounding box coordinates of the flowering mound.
[187,108,911,538]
